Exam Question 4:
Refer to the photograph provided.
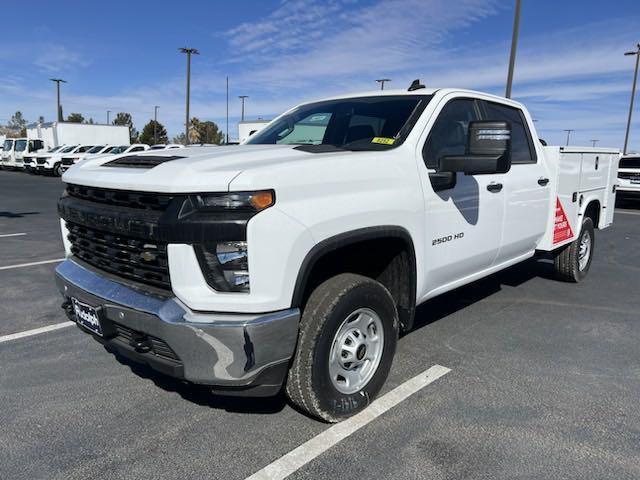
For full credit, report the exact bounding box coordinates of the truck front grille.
[67,222,171,290]
[618,172,640,180]
[36,157,47,165]
[66,184,175,210]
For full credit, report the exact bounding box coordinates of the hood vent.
[103,155,185,169]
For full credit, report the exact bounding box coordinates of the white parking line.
[615,209,640,216]
[0,258,65,271]
[0,322,73,344]
[0,232,26,238]
[245,364,451,480]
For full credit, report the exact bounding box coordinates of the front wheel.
[53,163,63,177]
[554,217,595,282]
[286,273,399,422]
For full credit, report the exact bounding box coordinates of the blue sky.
[0,0,639,149]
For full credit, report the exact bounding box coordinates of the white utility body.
[1,138,45,169]
[56,87,620,422]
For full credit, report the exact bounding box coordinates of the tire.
[286,273,399,422]
[53,163,63,177]
[554,217,594,282]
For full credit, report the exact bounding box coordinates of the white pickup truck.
[56,86,619,422]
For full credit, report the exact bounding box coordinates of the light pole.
[107,110,111,124]
[50,78,67,122]
[564,129,574,146]
[238,95,249,121]
[154,106,160,145]
[375,79,391,90]
[623,44,640,155]
[179,47,199,145]
[590,139,599,147]
[505,0,522,99]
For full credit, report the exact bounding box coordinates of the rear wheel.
[554,217,594,282]
[286,273,398,422]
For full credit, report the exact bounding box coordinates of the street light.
[154,106,160,145]
[564,129,574,146]
[107,110,111,124]
[179,47,200,145]
[238,95,249,121]
[505,0,522,99]
[50,78,67,122]
[590,139,599,147]
[623,43,640,155]
[375,79,391,90]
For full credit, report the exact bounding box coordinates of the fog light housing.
[195,241,250,292]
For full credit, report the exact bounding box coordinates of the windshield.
[60,145,78,153]
[15,140,27,152]
[2,139,13,151]
[110,145,129,154]
[247,95,431,150]
[87,145,105,154]
[48,146,63,153]
[620,157,640,169]
[149,145,166,150]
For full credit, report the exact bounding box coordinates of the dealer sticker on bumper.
[71,298,103,336]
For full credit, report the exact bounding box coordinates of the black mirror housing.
[440,121,512,175]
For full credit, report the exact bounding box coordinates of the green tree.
[66,113,85,123]
[9,111,27,135]
[112,112,139,143]
[139,120,168,145]
[196,119,224,144]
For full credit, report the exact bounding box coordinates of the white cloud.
[33,44,90,73]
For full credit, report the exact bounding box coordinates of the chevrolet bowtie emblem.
[140,251,157,262]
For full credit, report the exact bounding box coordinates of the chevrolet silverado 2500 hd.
[56,86,620,422]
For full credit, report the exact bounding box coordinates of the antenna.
[408,79,425,91]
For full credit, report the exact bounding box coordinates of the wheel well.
[584,200,600,228]
[292,229,416,332]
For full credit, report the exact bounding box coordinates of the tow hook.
[61,300,75,321]
[130,332,152,353]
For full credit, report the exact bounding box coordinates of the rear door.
[418,97,505,294]
[481,101,549,263]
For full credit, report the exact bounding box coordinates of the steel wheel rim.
[578,231,591,271]
[328,307,384,395]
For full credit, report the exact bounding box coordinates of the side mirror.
[440,121,512,175]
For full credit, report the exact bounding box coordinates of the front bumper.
[55,259,300,396]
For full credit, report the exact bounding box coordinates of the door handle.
[538,177,550,186]
[487,182,503,193]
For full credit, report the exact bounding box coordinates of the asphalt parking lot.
[1,169,640,480]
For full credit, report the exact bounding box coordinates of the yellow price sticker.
[371,137,395,145]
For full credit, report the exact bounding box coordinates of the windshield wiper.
[293,144,347,153]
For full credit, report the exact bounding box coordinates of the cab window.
[423,98,480,169]
[482,101,537,164]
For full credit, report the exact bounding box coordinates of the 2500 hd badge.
[432,232,465,246]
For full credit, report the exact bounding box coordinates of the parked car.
[148,144,185,150]
[108,144,150,155]
[23,145,66,173]
[56,86,619,422]
[60,145,119,173]
[617,154,640,198]
[36,145,94,176]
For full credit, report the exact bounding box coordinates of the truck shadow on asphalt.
[410,258,557,333]
[109,351,289,415]
[106,258,558,415]
[0,211,40,218]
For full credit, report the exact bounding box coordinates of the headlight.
[195,241,250,292]
[192,191,274,212]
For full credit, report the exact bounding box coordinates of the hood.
[61,144,348,193]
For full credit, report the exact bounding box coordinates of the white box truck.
[26,122,130,151]
[56,86,619,422]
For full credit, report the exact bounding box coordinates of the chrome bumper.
[55,259,300,396]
